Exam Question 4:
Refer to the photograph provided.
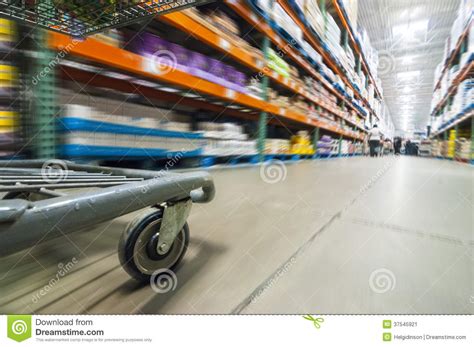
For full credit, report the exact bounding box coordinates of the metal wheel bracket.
[157,199,192,255]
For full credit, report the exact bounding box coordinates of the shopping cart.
[0,160,215,282]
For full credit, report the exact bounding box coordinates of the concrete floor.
[1,156,472,314]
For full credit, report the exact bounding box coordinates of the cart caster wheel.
[118,208,189,283]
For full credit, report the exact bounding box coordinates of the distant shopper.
[394,137,402,154]
[405,140,411,155]
[367,124,382,157]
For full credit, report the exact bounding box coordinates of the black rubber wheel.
[118,208,189,282]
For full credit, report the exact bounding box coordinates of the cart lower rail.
[0,160,215,282]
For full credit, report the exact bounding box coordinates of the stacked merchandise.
[0,18,18,156]
[301,0,325,38]
[301,40,323,66]
[341,0,358,28]
[130,32,248,94]
[358,29,379,82]
[324,12,357,84]
[325,13,342,60]
[265,138,291,154]
[447,129,457,158]
[91,29,122,47]
[419,140,432,157]
[291,95,310,115]
[432,3,473,115]
[317,135,335,156]
[449,2,471,56]
[290,131,315,155]
[340,139,350,155]
[267,48,290,78]
[347,109,363,128]
[246,77,265,99]
[351,141,363,155]
[184,8,264,63]
[454,128,472,160]
[272,2,303,45]
[455,137,471,161]
[197,122,257,156]
[60,103,206,157]
[440,140,449,157]
[451,79,473,115]
[268,88,291,108]
[432,78,473,133]
[430,139,443,157]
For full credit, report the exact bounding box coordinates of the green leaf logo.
[7,315,32,342]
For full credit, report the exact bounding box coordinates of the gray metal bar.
[0,160,215,203]
[0,181,144,191]
[0,175,124,179]
[0,171,215,257]
[0,178,143,184]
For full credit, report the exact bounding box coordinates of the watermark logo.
[31,257,78,304]
[369,268,396,294]
[7,315,32,342]
[150,50,177,76]
[377,50,395,77]
[260,160,287,184]
[303,315,324,329]
[41,159,69,183]
[150,268,178,294]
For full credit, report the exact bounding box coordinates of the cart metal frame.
[0,0,214,37]
[0,159,215,281]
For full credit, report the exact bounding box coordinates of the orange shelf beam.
[48,32,363,140]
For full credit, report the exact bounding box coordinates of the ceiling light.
[401,55,415,64]
[397,71,420,80]
[392,20,428,41]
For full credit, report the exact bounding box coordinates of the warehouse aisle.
[1,157,472,314]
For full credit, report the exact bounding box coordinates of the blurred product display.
[1,0,399,164]
[429,1,472,163]
[0,18,20,157]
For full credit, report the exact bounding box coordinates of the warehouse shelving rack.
[331,0,382,100]
[160,9,366,132]
[15,0,381,164]
[224,0,371,157]
[431,61,473,118]
[429,15,472,163]
[433,16,473,92]
[275,0,381,121]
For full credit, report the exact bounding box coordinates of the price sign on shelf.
[280,108,286,116]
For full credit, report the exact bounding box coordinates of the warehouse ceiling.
[358,0,461,135]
